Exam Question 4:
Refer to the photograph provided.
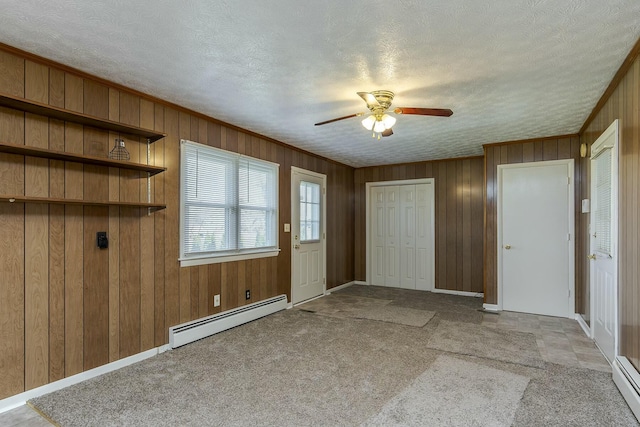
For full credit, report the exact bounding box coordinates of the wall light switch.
[581,199,590,213]
[284,223,291,232]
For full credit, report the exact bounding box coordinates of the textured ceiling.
[0,1,639,167]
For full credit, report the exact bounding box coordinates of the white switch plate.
[214,294,220,307]
[581,199,590,213]
[284,223,290,232]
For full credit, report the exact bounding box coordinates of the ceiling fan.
[314,90,453,139]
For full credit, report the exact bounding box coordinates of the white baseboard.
[325,281,356,294]
[613,357,640,422]
[0,345,169,414]
[431,288,484,298]
[294,294,325,307]
[575,313,592,338]
[482,303,500,312]
[354,280,368,285]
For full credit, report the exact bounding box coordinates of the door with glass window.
[590,120,618,363]
[291,168,326,304]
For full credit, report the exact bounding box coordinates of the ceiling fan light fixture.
[381,113,396,129]
[361,115,376,131]
[373,120,386,133]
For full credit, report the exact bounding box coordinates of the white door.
[400,185,416,289]
[499,160,574,318]
[589,120,618,363]
[368,180,435,290]
[384,186,401,287]
[371,186,386,286]
[291,168,326,304]
[415,183,434,291]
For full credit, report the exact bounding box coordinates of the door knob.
[504,244,511,250]
[294,244,300,250]
[587,254,596,260]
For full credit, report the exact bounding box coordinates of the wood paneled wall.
[483,136,583,306]
[354,157,484,293]
[0,48,354,399]
[581,54,640,371]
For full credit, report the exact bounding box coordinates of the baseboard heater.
[169,294,288,348]
[614,356,640,421]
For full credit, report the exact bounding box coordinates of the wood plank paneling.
[483,137,580,305]
[0,50,24,97]
[119,207,141,358]
[353,157,484,293]
[581,54,640,369]
[63,73,84,378]
[82,206,109,370]
[139,99,155,352]
[24,64,50,390]
[0,55,26,398]
[0,44,356,399]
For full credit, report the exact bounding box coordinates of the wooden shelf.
[0,92,166,142]
[0,142,167,175]
[0,195,166,212]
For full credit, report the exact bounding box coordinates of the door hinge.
[323,278,326,284]
[567,233,571,241]
[567,176,571,185]
[323,232,326,239]
[568,289,571,297]
[323,187,326,195]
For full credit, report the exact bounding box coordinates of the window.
[299,181,320,242]
[180,140,279,266]
[594,148,612,255]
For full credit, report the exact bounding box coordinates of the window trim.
[179,139,280,267]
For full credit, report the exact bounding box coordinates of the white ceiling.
[1,1,639,167]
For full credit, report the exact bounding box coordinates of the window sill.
[179,248,281,267]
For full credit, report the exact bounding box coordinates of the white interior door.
[590,120,618,363]
[371,186,386,286]
[415,183,434,291]
[291,168,326,304]
[367,180,434,291]
[400,185,416,289]
[499,160,574,318]
[384,186,401,287]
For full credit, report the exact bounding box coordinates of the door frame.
[290,166,327,305]
[588,119,619,353]
[365,178,435,289]
[496,159,575,316]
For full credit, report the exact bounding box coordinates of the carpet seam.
[27,401,61,427]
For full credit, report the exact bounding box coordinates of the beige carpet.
[363,354,530,426]
[29,289,638,426]
[298,293,436,327]
[426,319,546,368]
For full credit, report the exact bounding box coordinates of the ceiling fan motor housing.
[368,90,395,112]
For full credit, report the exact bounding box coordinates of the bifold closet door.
[370,183,434,290]
[384,186,401,287]
[400,185,416,289]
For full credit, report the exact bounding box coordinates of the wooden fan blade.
[314,113,360,126]
[357,92,380,108]
[381,128,393,137]
[394,107,453,117]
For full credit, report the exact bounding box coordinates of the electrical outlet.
[213,294,220,307]
[245,289,251,300]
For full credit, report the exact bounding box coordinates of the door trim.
[290,166,327,305]
[496,159,575,317]
[365,178,435,289]
[589,119,619,356]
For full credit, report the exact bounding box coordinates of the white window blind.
[180,140,278,264]
[594,148,612,255]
